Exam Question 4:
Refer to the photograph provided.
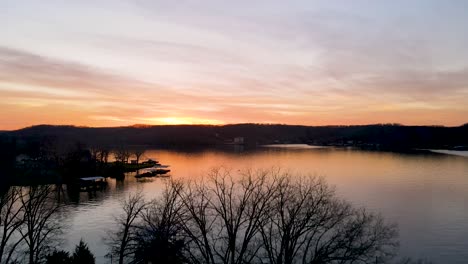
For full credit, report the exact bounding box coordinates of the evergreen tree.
[71,239,95,264]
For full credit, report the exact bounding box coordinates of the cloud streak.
[0,1,467,129]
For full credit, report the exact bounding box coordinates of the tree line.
[7,123,468,150]
[0,132,151,185]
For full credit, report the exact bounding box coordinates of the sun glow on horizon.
[0,1,467,129]
[138,117,224,125]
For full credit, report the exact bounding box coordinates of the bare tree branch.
[107,191,148,264]
[112,167,399,264]
[18,185,64,264]
[0,187,25,264]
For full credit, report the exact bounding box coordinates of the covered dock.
[78,176,107,191]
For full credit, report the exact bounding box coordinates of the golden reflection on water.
[142,147,468,206]
[64,146,468,264]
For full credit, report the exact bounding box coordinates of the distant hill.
[5,123,468,150]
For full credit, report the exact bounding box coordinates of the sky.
[1,0,467,129]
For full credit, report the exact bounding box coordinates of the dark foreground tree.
[260,175,398,264]
[19,185,64,264]
[134,181,186,264]
[46,250,72,264]
[110,168,398,264]
[107,192,148,264]
[46,240,96,264]
[0,187,24,264]
[133,150,145,165]
[177,168,278,264]
[71,239,95,264]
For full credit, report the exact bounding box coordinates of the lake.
[61,145,468,264]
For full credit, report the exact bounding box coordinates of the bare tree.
[133,150,145,165]
[114,148,131,164]
[0,187,24,264]
[88,146,101,163]
[210,169,277,264]
[259,174,398,264]
[135,180,186,263]
[19,185,64,264]
[177,168,277,264]
[89,146,110,165]
[100,149,110,164]
[120,168,399,264]
[107,192,148,264]
[177,177,217,264]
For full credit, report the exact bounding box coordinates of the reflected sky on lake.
[62,146,468,263]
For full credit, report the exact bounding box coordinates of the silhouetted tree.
[114,147,131,164]
[107,192,148,264]
[0,187,24,264]
[19,185,64,264]
[101,149,110,164]
[88,146,100,161]
[46,250,72,264]
[260,175,397,264]
[133,150,145,165]
[71,240,95,264]
[135,181,186,264]
[178,168,278,264]
[109,168,398,264]
[148,168,397,264]
[89,146,110,164]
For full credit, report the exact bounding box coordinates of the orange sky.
[1,1,467,130]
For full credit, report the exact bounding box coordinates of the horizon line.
[3,122,468,132]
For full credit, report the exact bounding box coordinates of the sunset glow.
[137,117,224,125]
[1,1,467,129]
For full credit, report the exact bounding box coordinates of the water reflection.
[11,146,467,264]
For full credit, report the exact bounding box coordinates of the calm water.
[61,146,468,264]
